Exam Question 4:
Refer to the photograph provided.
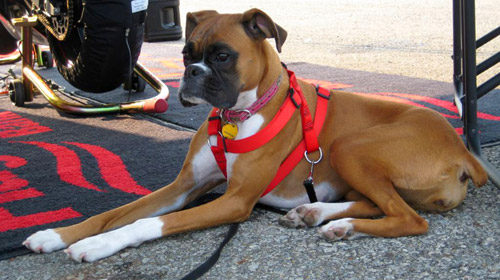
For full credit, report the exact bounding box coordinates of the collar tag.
[222,123,239,140]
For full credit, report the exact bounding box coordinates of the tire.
[47,1,146,93]
[41,51,53,69]
[135,75,146,92]
[123,72,146,93]
[8,79,25,107]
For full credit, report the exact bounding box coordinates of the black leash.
[180,193,239,280]
[179,184,317,280]
[178,195,287,280]
[180,223,239,280]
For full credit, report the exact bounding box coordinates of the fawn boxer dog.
[23,8,487,262]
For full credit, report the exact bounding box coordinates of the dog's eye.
[216,53,229,62]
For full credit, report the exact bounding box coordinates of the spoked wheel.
[37,0,74,41]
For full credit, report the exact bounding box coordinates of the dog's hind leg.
[316,188,428,241]
[279,190,383,228]
[317,134,431,241]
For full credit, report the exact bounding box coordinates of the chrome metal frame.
[11,16,169,115]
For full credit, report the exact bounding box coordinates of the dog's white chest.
[226,114,265,178]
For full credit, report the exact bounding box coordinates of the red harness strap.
[207,69,331,197]
[207,114,229,177]
[288,70,320,154]
[261,84,330,197]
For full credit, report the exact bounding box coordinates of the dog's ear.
[241,8,287,53]
[185,10,219,41]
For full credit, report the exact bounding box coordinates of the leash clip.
[304,147,323,181]
[303,148,322,203]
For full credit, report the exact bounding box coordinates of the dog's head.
[178,9,287,109]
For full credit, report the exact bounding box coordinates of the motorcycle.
[0,0,146,93]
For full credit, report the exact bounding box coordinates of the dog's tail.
[463,152,489,187]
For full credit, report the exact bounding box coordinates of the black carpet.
[0,101,193,260]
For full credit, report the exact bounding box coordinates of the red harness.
[207,69,331,197]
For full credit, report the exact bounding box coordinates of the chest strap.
[208,69,331,197]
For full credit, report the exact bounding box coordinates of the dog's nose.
[185,64,209,79]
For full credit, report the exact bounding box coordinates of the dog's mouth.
[178,92,234,109]
[179,94,205,107]
[178,88,208,107]
[178,79,205,107]
[179,97,197,107]
[178,78,239,109]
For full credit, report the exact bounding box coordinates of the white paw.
[23,229,67,253]
[65,217,163,262]
[65,234,120,262]
[318,218,367,241]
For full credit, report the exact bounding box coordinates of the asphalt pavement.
[1,1,499,279]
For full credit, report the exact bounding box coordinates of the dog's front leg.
[23,134,225,260]
[63,192,254,262]
[63,155,271,262]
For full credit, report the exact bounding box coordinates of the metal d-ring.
[304,147,323,164]
[236,109,252,120]
[207,133,221,148]
[207,132,224,148]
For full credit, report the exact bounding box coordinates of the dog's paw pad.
[279,209,307,228]
[318,218,355,241]
[23,229,66,253]
[279,203,324,228]
[279,204,322,228]
[302,208,321,226]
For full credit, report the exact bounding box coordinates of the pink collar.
[221,74,282,122]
